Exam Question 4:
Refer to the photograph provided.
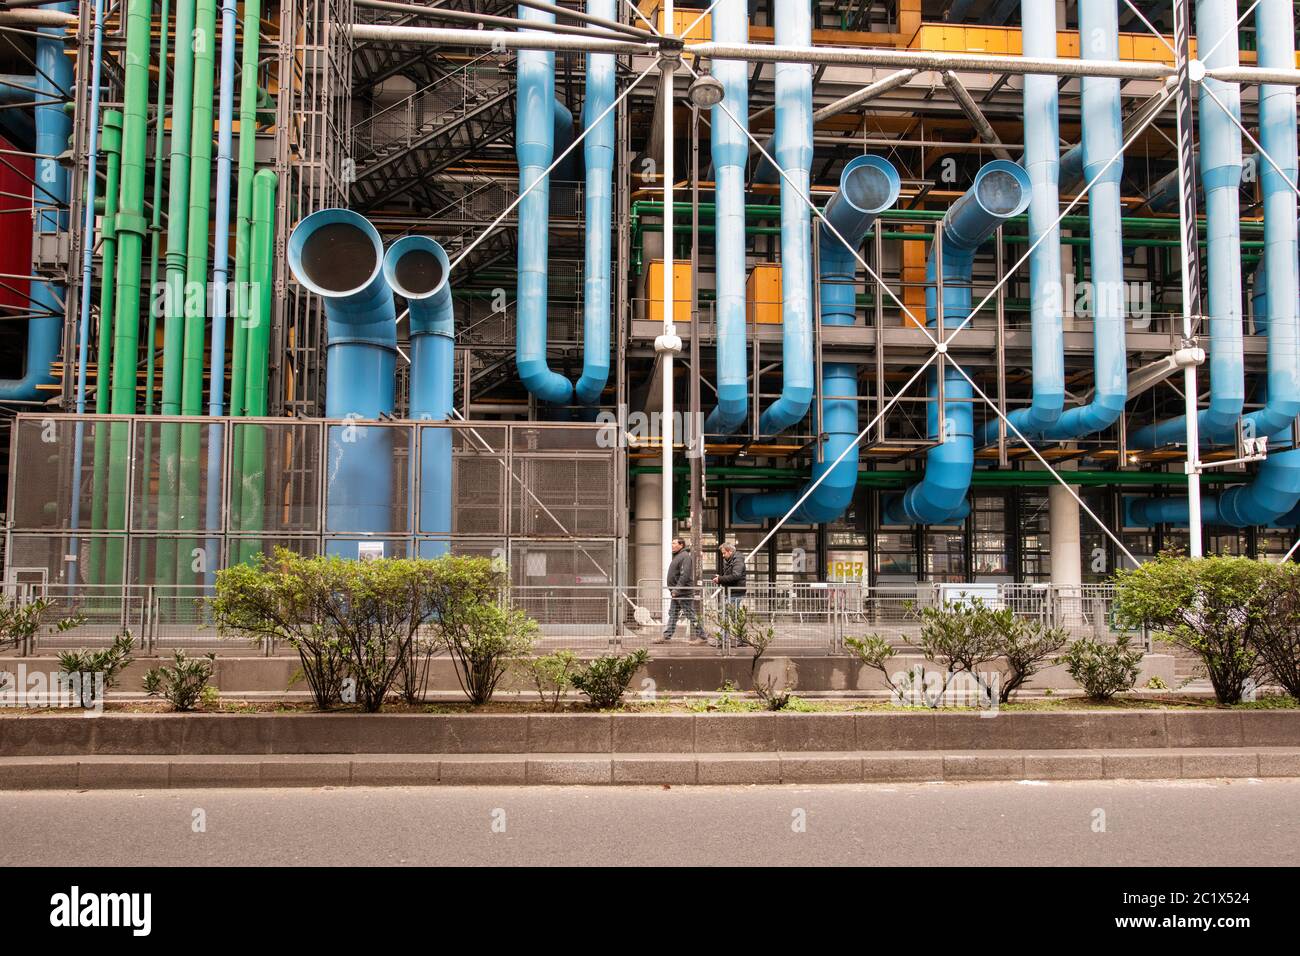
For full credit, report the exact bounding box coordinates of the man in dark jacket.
[656,538,702,642]
[713,543,748,646]
[714,543,747,596]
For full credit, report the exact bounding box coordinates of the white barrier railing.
[2,581,1146,656]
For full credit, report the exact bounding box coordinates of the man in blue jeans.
[655,538,703,643]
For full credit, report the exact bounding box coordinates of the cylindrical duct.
[384,235,454,545]
[734,155,900,524]
[883,160,1031,525]
[288,209,397,554]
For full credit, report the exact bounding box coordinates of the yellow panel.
[643,4,714,42]
[646,259,692,325]
[746,264,782,325]
[908,21,1203,62]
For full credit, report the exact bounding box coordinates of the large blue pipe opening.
[288,209,397,556]
[734,156,900,524]
[384,235,454,550]
[883,160,1030,525]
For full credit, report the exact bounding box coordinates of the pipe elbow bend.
[574,367,610,406]
[884,480,970,526]
[705,392,748,435]
[758,386,814,436]
[1219,449,1300,527]
[517,358,573,406]
[794,482,856,525]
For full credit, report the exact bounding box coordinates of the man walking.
[656,537,702,643]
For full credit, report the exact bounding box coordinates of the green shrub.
[0,596,84,652]
[1113,553,1268,704]
[516,650,579,711]
[1256,562,1300,701]
[570,649,649,709]
[996,617,1068,703]
[213,551,538,710]
[143,651,216,712]
[716,603,795,709]
[857,599,1066,706]
[1058,635,1143,701]
[56,631,135,708]
[212,551,348,708]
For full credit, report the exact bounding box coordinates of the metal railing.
[0,581,1144,657]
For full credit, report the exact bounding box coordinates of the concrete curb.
[2,709,1296,757]
[2,747,1297,790]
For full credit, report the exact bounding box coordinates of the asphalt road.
[1,778,1297,866]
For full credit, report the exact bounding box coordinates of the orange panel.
[646,259,692,325]
[901,228,929,329]
[746,264,783,325]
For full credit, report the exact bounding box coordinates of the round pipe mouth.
[971,159,1032,219]
[287,208,384,299]
[382,235,451,301]
[838,154,901,216]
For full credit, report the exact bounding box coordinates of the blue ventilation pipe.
[1130,0,1244,448]
[1127,448,1300,528]
[1039,0,1127,441]
[757,0,814,436]
[515,5,573,406]
[1240,0,1300,446]
[574,0,615,406]
[981,0,1064,444]
[1126,0,1300,529]
[734,156,901,524]
[882,160,1031,525]
[702,0,749,434]
[287,210,397,555]
[384,236,455,550]
[1272,500,1300,527]
[0,5,71,400]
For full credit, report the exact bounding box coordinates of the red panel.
[0,134,33,309]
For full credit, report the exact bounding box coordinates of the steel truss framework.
[349,0,1300,573]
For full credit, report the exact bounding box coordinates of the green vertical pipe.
[157,0,198,585]
[144,0,170,415]
[88,111,123,587]
[108,0,153,415]
[94,112,124,416]
[244,169,276,419]
[134,0,168,584]
[162,0,196,415]
[238,169,276,564]
[227,0,261,557]
[182,0,218,415]
[102,63,136,586]
[177,0,217,585]
[229,0,261,418]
